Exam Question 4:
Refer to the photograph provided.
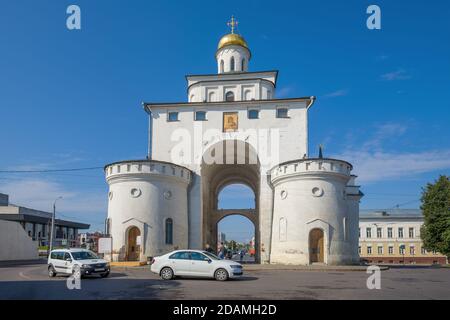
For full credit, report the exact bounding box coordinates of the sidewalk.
[0,259,46,268]
[242,263,389,272]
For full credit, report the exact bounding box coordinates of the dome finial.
[227,15,238,34]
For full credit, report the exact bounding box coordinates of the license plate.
[95,268,104,272]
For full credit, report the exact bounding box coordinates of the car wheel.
[160,267,174,280]
[100,272,110,278]
[214,268,229,281]
[48,265,57,277]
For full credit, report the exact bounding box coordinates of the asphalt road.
[0,262,449,300]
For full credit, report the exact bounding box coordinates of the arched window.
[220,60,224,73]
[241,58,245,71]
[165,218,173,245]
[225,91,235,102]
[244,90,251,101]
[230,57,235,72]
[208,91,216,102]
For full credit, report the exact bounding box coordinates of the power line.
[0,166,103,173]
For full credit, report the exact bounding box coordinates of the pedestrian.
[218,242,225,259]
[239,249,244,262]
[205,243,214,253]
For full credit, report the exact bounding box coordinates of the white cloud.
[362,122,407,151]
[0,178,107,216]
[376,54,389,61]
[335,150,450,183]
[381,69,411,81]
[332,122,450,183]
[277,86,294,98]
[324,89,349,98]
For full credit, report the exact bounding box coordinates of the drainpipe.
[142,103,153,160]
[266,171,275,264]
[305,96,316,158]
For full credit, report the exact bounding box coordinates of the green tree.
[420,175,450,256]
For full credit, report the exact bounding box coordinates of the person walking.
[218,242,225,259]
[239,249,244,263]
[205,243,214,253]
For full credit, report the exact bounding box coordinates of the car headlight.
[81,264,90,268]
[230,265,242,269]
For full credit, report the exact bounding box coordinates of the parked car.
[150,249,243,281]
[48,248,110,278]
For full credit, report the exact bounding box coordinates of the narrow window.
[367,246,372,255]
[366,228,372,238]
[377,246,383,255]
[387,227,393,238]
[225,91,235,102]
[248,109,259,119]
[165,218,173,245]
[276,108,289,118]
[195,111,207,121]
[409,227,414,238]
[398,227,404,238]
[168,112,178,122]
[377,228,382,238]
[220,60,224,73]
[241,58,245,71]
[389,246,394,255]
[230,57,235,71]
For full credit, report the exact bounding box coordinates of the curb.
[243,266,390,272]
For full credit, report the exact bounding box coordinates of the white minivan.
[48,248,110,278]
[150,250,243,281]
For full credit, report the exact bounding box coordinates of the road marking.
[19,271,31,280]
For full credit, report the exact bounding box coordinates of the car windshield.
[71,251,98,260]
[203,251,220,260]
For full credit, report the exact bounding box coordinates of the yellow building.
[359,210,447,265]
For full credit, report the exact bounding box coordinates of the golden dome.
[217,33,249,51]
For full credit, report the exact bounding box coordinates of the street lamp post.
[49,196,63,254]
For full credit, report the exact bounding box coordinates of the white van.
[48,248,110,278]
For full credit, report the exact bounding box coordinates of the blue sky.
[0,1,449,242]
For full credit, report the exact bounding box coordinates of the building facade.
[105,19,363,265]
[359,210,447,265]
[0,193,90,248]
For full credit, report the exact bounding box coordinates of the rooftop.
[360,209,423,220]
[0,193,90,229]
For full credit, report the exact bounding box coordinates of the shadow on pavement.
[0,278,181,300]
[174,275,258,282]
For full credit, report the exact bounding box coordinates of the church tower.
[216,16,251,73]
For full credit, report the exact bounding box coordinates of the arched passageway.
[201,139,261,263]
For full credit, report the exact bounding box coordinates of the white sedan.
[150,250,243,281]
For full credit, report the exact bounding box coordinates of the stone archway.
[126,226,141,261]
[216,213,257,261]
[201,139,261,263]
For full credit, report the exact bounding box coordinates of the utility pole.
[49,196,62,253]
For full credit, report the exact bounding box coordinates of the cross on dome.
[227,15,238,34]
